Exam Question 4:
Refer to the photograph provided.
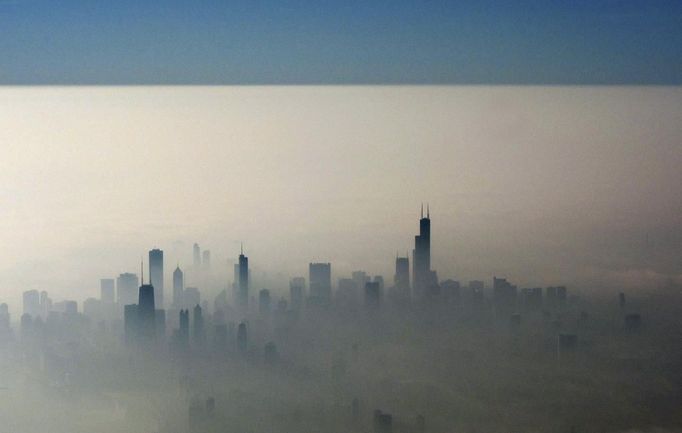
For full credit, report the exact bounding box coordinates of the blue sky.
[0,0,681,84]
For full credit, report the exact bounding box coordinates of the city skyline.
[1,86,681,308]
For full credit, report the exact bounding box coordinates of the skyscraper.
[149,248,164,308]
[172,265,184,308]
[413,204,431,298]
[238,246,249,309]
[117,272,139,306]
[100,278,115,303]
[22,290,40,318]
[202,250,211,270]
[309,263,332,305]
[193,243,201,268]
[138,263,156,342]
[394,256,410,299]
[289,277,305,311]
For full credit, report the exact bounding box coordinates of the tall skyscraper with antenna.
[413,204,431,298]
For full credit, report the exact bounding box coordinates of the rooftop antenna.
[140,257,144,285]
[421,203,424,218]
[241,242,244,255]
[427,203,430,218]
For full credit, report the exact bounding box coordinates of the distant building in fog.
[149,248,164,308]
[309,263,332,305]
[193,243,201,268]
[100,279,115,303]
[259,289,271,315]
[173,265,184,308]
[202,250,211,270]
[394,256,410,298]
[238,247,249,309]
[413,204,432,299]
[117,272,139,306]
[23,290,40,318]
[289,277,305,310]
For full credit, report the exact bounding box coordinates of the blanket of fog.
[0,86,682,433]
[1,86,681,308]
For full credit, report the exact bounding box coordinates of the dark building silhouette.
[394,255,410,299]
[178,309,189,348]
[237,321,247,353]
[184,287,200,310]
[441,279,461,303]
[238,246,249,309]
[309,262,332,305]
[117,272,139,306]
[365,281,381,309]
[173,265,184,308]
[259,289,271,315]
[625,313,642,332]
[138,267,156,343]
[193,242,201,268]
[413,204,432,299]
[193,304,205,345]
[493,277,518,310]
[149,248,164,308]
[100,279,115,303]
[289,277,305,311]
[557,333,578,362]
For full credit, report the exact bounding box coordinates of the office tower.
[238,246,249,309]
[289,277,305,311]
[202,250,211,269]
[100,278,115,303]
[394,256,410,297]
[173,265,184,308]
[83,298,100,318]
[352,271,370,291]
[184,287,201,309]
[193,304,204,345]
[178,309,190,347]
[412,204,431,298]
[373,276,384,291]
[193,243,201,268]
[124,304,139,345]
[23,290,40,318]
[237,321,247,353]
[337,278,359,309]
[138,279,156,342]
[117,272,139,306]
[440,279,461,303]
[39,290,52,318]
[259,289,271,315]
[309,263,332,305]
[493,277,517,309]
[149,248,164,308]
[365,281,381,309]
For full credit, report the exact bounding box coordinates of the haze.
[0,86,681,308]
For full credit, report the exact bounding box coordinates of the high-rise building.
[193,243,201,268]
[259,289,271,315]
[202,250,211,270]
[117,272,139,306]
[138,280,156,342]
[149,249,164,308]
[22,290,40,318]
[309,263,332,305]
[238,246,249,309]
[237,321,247,353]
[289,277,305,311]
[100,278,115,303]
[193,304,205,345]
[394,256,410,298]
[413,204,431,298]
[172,265,184,308]
[365,281,381,309]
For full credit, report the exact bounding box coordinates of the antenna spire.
[427,203,430,218]
[240,242,243,255]
[140,257,144,285]
[421,203,423,218]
